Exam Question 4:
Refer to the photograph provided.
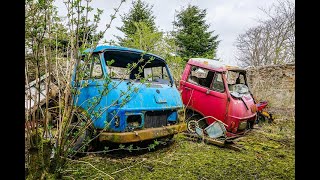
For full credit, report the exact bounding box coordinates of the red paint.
[256,101,268,111]
[180,58,257,136]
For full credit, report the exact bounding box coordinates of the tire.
[66,111,93,154]
[68,122,92,152]
[248,120,255,129]
[186,119,199,133]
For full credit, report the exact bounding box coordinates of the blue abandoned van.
[71,45,186,145]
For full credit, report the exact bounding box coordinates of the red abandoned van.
[179,58,257,136]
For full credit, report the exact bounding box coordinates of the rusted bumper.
[99,123,187,143]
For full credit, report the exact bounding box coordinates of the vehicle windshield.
[226,70,249,98]
[104,50,172,85]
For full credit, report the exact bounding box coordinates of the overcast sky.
[54,0,294,65]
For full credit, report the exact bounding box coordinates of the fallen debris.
[25,73,59,115]
[181,132,243,151]
[255,101,274,123]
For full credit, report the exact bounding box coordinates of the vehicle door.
[72,53,107,127]
[205,71,228,124]
[181,65,228,123]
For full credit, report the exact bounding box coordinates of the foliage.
[173,5,220,61]
[117,3,186,84]
[25,1,295,179]
[116,0,156,46]
[235,0,295,67]
[122,27,186,85]
[25,0,126,178]
[25,1,172,179]
[121,21,163,53]
[157,33,187,84]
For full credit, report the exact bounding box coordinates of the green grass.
[62,117,295,180]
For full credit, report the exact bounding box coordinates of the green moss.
[26,128,58,180]
[57,117,294,179]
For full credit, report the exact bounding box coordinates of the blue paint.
[167,111,178,121]
[71,46,183,132]
[83,45,164,60]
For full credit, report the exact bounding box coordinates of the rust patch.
[99,123,187,143]
[250,104,257,113]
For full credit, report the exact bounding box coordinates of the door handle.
[184,87,191,90]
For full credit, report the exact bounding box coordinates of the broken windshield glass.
[226,71,249,98]
[104,50,172,85]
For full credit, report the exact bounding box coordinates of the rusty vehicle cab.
[71,45,186,145]
[179,58,257,136]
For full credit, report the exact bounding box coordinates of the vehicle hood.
[229,93,256,119]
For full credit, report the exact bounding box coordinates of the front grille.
[144,111,168,128]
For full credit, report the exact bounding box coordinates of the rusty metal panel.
[98,123,186,143]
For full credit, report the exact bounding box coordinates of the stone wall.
[246,63,295,114]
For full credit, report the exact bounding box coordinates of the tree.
[121,21,162,52]
[25,0,126,178]
[235,0,295,67]
[173,5,220,61]
[116,0,156,46]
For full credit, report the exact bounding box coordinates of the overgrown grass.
[61,115,294,180]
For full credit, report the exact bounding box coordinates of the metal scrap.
[182,132,243,151]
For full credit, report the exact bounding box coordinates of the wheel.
[186,114,207,133]
[186,119,199,133]
[66,111,93,154]
[67,122,91,152]
[198,118,209,129]
[248,120,255,129]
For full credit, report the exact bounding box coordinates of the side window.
[78,54,103,80]
[144,68,152,81]
[106,66,130,79]
[143,66,170,84]
[162,67,169,80]
[187,66,214,88]
[238,74,245,84]
[211,73,225,92]
[91,55,103,78]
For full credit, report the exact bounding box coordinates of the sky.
[54,0,294,66]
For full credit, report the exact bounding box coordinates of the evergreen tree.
[174,5,220,61]
[116,0,156,46]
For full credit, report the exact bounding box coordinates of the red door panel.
[180,66,228,125]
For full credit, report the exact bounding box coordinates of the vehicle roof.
[188,58,246,72]
[83,45,165,60]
